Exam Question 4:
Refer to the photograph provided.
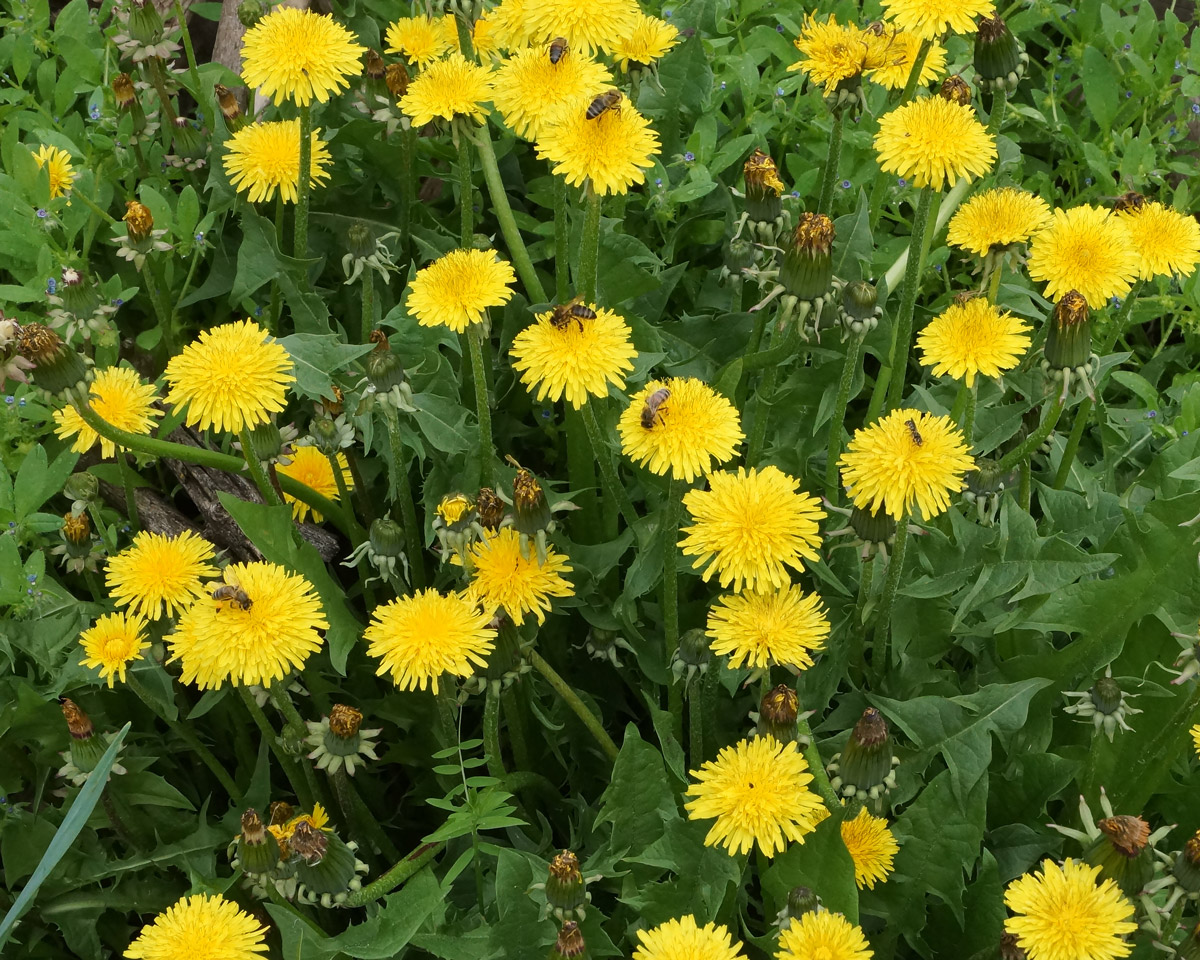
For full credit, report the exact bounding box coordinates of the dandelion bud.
[294,827,370,906]
[827,707,900,803]
[123,200,154,243]
[1085,814,1155,897]
[849,504,896,546]
[214,83,241,122]
[839,280,882,335]
[1043,291,1092,371]
[973,14,1026,92]
[476,486,506,531]
[365,48,386,79]
[962,457,1018,525]
[64,471,100,506]
[237,0,266,28]
[386,62,410,99]
[127,0,165,44]
[321,386,345,416]
[787,885,820,918]
[1180,924,1200,960]
[61,511,91,546]
[1172,831,1200,894]
[757,684,799,743]
[236,808,281,875]
[550,921,588,960]
[61,698,94,740]
[246,419,284,462]
[545,851,587,920]
[743,148,784,224]
[17,323,87,396]
[781,213,835,302]
[366,345,408,394]
[671,627,712,687]
[512,465,552,539]
[1064,667,1141,741]
[437,493,474,531]
[112,72,137,108]
[999,932,1028,960]
[938,74,972,106]
[56,697,111,781]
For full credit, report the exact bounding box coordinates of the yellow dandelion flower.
[706,585,830,673]
[616,378,742,482]
[268,803,333,846]
[510,304,637,409]
[633,916,747,960]
[163,319,294,434]
[125,893,267,960]
[947,187,1052,257]
[466,527,573,625]
[405,249,516,333]
[1117,202,1200,280]
[166,561,329,688]
[840,807,899,890]
[679,466,825,593]
[787,15,876,92]
[472,11,501,60]
[33,144,77,198]
[276,446,352,523]
[523,0,641,54]
[223,120,332,205]
[916,298,1032,386]
[52,366,162,459]
[364,588,496,693]
[879,0,996,40]
[79,612,151,688]
[383,15,456,67]
[398,53,493,126]
[866,31,948,90]
[240,7,365,106]
[776,911,874,960]
[488,0,537,51]
[1004,859,1137,960]
[612,14,679,71]
[839,409,974,520]
[873,96,996,191]
[536,95,661,196]
[685,735,825,857]
[105,530,219,620]
[492,45,614,141]
[1026,205,1139,307]
[1191,723,1200,758]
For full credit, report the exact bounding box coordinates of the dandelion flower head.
[488,0,537,51]
[916,297,1032,386]
[1026,205,1139,307]
[365,588,496,694]
[841,808,899,890]
[632,915,747,960]
[105,530,219,620]
[523,0,641,54]
[1117,201,1200,281]
[879,0,996,40]
[874,96,996,191]
[616,378,743,483]
[679,466,825,593]
[685,735,825,857]
[776,911,874,960]
[788,15,879,92]
[398,53,494,126]
[79,612,151,688]
[947,187,1052,257]
[510,302,637,408]
[492,45,614,141]
[866,31,948,90]
[466,527,573,625]
[612,13,680,71]
[839,409,974,520]
[536,95,662,196]
[471,11,502,59]
[1004,858,1136,960]
[223,120,332,205]
[276,446,352,523]
[240,7,366,106]
[706,584,830,673]
[384,15,456,67]
[33,144,77,198]
[124,893,267,960]
[53,366,162,459]
[405,249,516,333]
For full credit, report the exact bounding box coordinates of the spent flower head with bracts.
[1062,666,1142,741]
[916,298,1032,386]
[398,53,494,126]
[124,893,268,960]
[78,611,150,688]
[466,528,574,625]
[1027,205,1140,308]
[974,13,1028,92]
[105,530,219,620]
[827,708,901,804]
[617,378,743,483]
[492,45,614,141]
[305,704,381,776]
[536,94,662,196]
[52,366,162,459]
[632,915,747,960]
[276,446,352,523]
[841,807,899,890]
[223,120,333,204]
[383,15,456,67]
[405,249,516,333]
[1115,201,1200,281]
[874,97,996,192]
[705,584,830,676]
[947,186,1052,258]
[776,911,874,960]
[880,0,996,39]
[18,322,88,395]
[240,7,366,106]
[753,684,800,743]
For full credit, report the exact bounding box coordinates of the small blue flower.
[934,264,942,273]
[663,8,672,16]
[254,305,263,317]
[4,397,14,406]
[89,103,101,119]
[1184,430,1190,436]
[1147,410,1157,419]
[17,398,25,407]
[720,81,726,89]
[46,278,56,295]
[775,86,785,96]
[655,177,662,186]
[1193,103,1200,115]
[791,190,800,198]
[26,574,36,583]
[776,23,784,32]
[195,232,204,243]
[7,521,15,530]
[1123,43,1131,51]
[684,151,695,162]
[36,208,47,219]
[26,588,33,596]
[113,298,124,307]
[897,178,907,187]
[840,179,851,189]
[196,110,205,122]
[1054,74,1060,80]
[1085,177,1093,186]
[540,409,552,420]
[1124,90,1132,98]
[1171,126,1178,136]
[1110,296,1122,307]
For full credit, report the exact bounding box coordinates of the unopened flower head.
[874,97,996,191]
[240,7,366,106]
[105,530,219,620]
[617,378,743,483]
[52,366,162,459]
[224,120,332,204]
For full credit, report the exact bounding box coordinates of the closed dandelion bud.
[1063,667,1141,741]
[973,14,1026,92]
[939,74,972,106]
[347,221,374,260]
[112,72,136,108]
[545,851,587,919]
[310,416,343,456]
[963,458,1018,525]
[61,511,90,546]
[1180,924,1200,960]
[171,116,204,159]
[237,0,266,28]
[17,323,87,396]
[476,486,506,531]
[123,200,154,243]
[849,504,896,546]
[370,517,406,559]
[246,419,283,462]
[841,280,877,321]
[723,237,759,282]
[64,471,99,506]
[781,213,835,302]
[743,149,784,224]
[1173,832,1200,893]
[1085,815,1154,897]
[127,0,164,44]
[787,885,820,918]
[366,340,408,394]
[59,268,96,316]
[671,627,712,686]
[386,62,410,99]
[214,83,241,122]
[1044,291,1092,371]
[550,921,588,960]
[512,466,552,538]
[828,707,900,803]
[758,684,799,743]
[59,698,106,772]
[237,808,281,875]
[365,48,386,80]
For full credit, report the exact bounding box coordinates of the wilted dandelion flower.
[398,53,494,126]
[364,588,496,693]
[467,528,573,625]
[685,735,825,857]
[125,893,267,960]
[616,378,742,482]
[510,304,637,408]
[916,298,1032,385]
[632,916,747,960]
[880,0,996,40]
[874,97,996,191]
[787,15,879,92]
[536,95,661,196]
[405,249,516,333]
[1116,201,1200,280]
[223,120,332,204]
[167,561,329,688]
[492,46,614,140]
[79,612,150,688]
[33,144,77,198]
[105,530,219,620]
[679,466,825,593]
[1027,205,1139,307]
[866,32,948,90]
[947,187,1052,257]
[776,912,874,960]
[523,0,641,54]
[383,15,456,67]
[52,366,162,459]
[841,808,899,890]
[164,319,294,434]
[706,585,830,673]
[240,7,366,106]
[1004,859,1136,960]
[276,446,352,522]
[611,13,679,71]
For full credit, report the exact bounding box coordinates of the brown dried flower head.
[1098,814,1151,858]
[60,698,93,739]
[329,703,364,739]
[123,200,154,242]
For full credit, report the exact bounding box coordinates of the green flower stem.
[340,840,444,908]
[1019,458,1032,511]
[899,38,933,105]
[848,555,875,687]
[748,363,780,467]
[997,394,1066,473]
[237,686,312,807]
[71,188,117,226]
[482,686,506,779]
[883,187,936,413]
[986,257,1004,305]
[327,452,366,545]
[553,174,570,301]
[344,449,375,528]
[141,261,177,354]
[330,766,400,861]
[580,401,640,532]
[295,103,312,260]
[501,688,532,771]
[816,109,845,217]
[824,332,863,502]
[172,246,202,324]
[688,685,704,766]
[879,177,971,301]
[87,501,118,556]
[125,673,241,802]
[796,711,842,813]
[237,425,282,507]
[948,379,971,425]
[361,270,375,344]
[114,446,140,530]
[746,304,770,356]
[399,125,415,266]
[145,57,178,126]
[740,323,800,373]
[383,410,426,589]
[870,516,909,680]
[467,324,494,488]
[67,397,352,537]
[456,130,473,248]
[172,0,204,99]
[578,187,602,304]
[529,650,618,763]
[473,126,546,302]
[270,194,285,333]
[986,86,1010,136]
[435,686,459,753]
[565,404,603,542]
[663,480,683,733]
[962,381,978,445]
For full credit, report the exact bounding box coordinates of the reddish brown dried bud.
[476,487,506,531]
[552,921,587,958]
[62,511,90,545]
[760,685,798,727]
[112,72,136,107]
[123,200,154,242]
[329,704,363,739]
[1098,815,1151,858]
[791,212,835,256]
[241,808,267,844]
[1054,291,1090,327]
[851,707,889,747]
[17,323,63,364]
[61,698,93,740]
[365,48,386,79]
[548,850,581,884]
[269,800,295,826]
[290,820,328,865]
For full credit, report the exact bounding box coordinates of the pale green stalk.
[473,126,547,301]
[882,187,936,412]
[529,650,618,762]
[468,325,494,488]
[824,333,863,501]
[295,103,312,260]
[870,518,909,681]
[237,425,281,507]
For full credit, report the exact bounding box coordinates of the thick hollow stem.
[172,0,204,98]
[327,452,365,545]
[870,518,909,681]
[553,174,570,302]
[383,410,426,589]
[115,446,141,530]
[467,325,494,488]
[898,38,933,105]
[578,187,602,304]
[473,126,546,302]
[400,125,415,267]
[748,363,780,466]
[564,404,601,542]
[331,766,400,861]
[1052,398,1091,490]
[997,395,1066,473]
[580,401,640,532]
[883,188,936,413]
[457,130,473,248]
[340,841,444,908]
[529,650,618,762]
[816,110,845,216]
[295,103,312,260]
[361,270,374,344]
[663,481,683,732]
[796,711,843,813]
[986,86,1009,136]
[238,424,282,507]
[962,381,978,446]
[824,333,863,502]
[482,686,506,779]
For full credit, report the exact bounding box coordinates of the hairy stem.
[529,650,618,762]
[473,126,546,302]
[383,410,426,589]
[578,187,602,304]
[237,686,311,807]
[870,518,909,681]
[467,325,494,488]
[580,400,640,532]
[883,187,935,413]
[340,841,444,908]
[295,103,312,260]
[816,109,845,216]
[238,424,281,507]
[553,174,570,301]
[824,333,863,502]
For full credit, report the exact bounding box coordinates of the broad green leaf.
[278,332,373,401]
[623,817,745,925]
[595,726,679,856]
[761,815,859,923]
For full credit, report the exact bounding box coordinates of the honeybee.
[586,90,622,121]
[549,295,596,330]
[1112,190,1147,214]
[549,37,569,64]
[212,582,253,611]
[904,418,923,446]
[641,387,671,429]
